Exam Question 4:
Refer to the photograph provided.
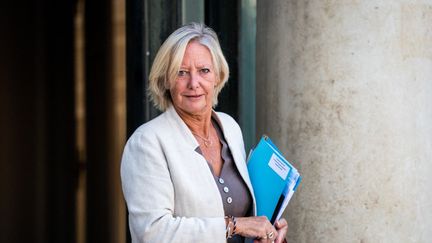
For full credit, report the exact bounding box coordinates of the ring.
[267,231,274,239]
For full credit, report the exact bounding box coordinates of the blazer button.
[227,197,233,204]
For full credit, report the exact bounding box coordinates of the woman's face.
[170,40,218,116]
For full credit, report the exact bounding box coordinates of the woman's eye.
[178,70,187,76]
[200,68,210,74]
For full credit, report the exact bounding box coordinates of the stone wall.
[257,1,432,242]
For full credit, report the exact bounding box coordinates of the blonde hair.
[148,22,230,111]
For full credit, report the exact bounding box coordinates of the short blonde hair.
[148,22,230,111]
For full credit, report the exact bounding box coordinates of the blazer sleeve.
[120,130,226,243]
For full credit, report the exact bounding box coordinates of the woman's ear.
[214,76,221,87]
[164,78,171,90]
[165,89,172,100]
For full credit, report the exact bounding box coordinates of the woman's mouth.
[184,94,203,99]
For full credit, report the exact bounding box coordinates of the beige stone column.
[256,1,432,242]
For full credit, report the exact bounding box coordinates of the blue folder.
[247,136,301,223]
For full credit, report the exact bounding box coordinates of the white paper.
[268,154,289,180]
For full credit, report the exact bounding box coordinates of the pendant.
[204,140,212,147]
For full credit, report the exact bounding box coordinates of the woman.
[121,22,288,243]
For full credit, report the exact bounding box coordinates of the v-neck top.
[195,118,252,243]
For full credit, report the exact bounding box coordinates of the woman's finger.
[274,219,288,243]
[275,218,288,230]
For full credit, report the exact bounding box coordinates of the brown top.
[196,118,252,243]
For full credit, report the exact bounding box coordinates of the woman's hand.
[274,218,288,243]
[234,216,278,243]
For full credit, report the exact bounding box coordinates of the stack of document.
[247,135,301,224]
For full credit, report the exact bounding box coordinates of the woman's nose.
[187,72,200,89]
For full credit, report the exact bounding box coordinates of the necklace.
[193,132,213,147]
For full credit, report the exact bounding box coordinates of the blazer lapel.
[165,106,256,215]
[165,105,199,149]
[164,106,225,211]
[212,111,257,215]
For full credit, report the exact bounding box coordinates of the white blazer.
[121,106,256,243]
